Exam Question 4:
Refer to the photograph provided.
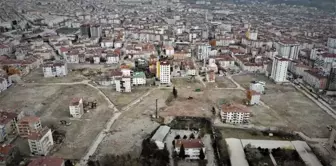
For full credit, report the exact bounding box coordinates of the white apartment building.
[0,44,11,56]
[175,139,206,160]
[249,81,265,94]
[220,103,250,124]
[132,72,146,85]
[69,98,84,118]
[328,37,336,54]
[93,56,100,64]
[0,77,8,93]
[42,61,68,78]
[101,39,114,48]
[16,116,42,138]
[270,56,289,83]
[115,77,131,92]
[197,44,211,60]
[106,54,119,64]
[165,46,174,56]
[275,41,300,60]
[66,52,79,63]
[27,127,54,156]
[159,61,171,84]
[247,90,261,105]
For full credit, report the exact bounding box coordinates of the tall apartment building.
[16,116,42,138]
[271,56,289,83]
[80,24,90,37]
[275,40,300,60]
[27,127,54,156]
[220,103,250,124]
[42,61,68,78]
[69,98,84,118]
[197,43,211,60]
[327,37,336,54]
[159,61,171,84]
[327,67,336,91]
[90,24,102,38]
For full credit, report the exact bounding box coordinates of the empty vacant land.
[100,87,151,109]
[94,89,171,157]
[0,84,113,159]
[232,74,335,137]
[23,68,87,83]
[171,78,203,89]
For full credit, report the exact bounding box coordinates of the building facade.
[249,81,265,94]
[69,98,84,118]
[115,77,131,92]
[132,72,146,85]
[175,139,206,160]
[27,127,54,156]
[16,116,42,138]
[0,112,18,142]
[271,56,289,83]
[159,61,171,84]
[327,67,336,91]
[197,44,211,60]
[42,61,68,78]
[276,41,300,60]
[106,54,119,64]
[220,103,250,124]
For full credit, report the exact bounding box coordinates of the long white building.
[159,61,171,84]
[42,61,68,78]
[197,43,211,60]
[271,56,289,83]
[275,40,300,60]
[220,103,250,124]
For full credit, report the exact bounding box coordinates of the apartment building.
[132,72,146,86]
[106,54,119,64]
[0,112,18,142]
[0,77,8,93]
[69,98,84,118]
[220,103,250,124]
[249,81,265,94]
[42,61,68,78]
[115,77,131,92]
[16,116,42,138]
[197,43,211,60]
[175,139,206,160]
[246,90,261,105]
[0,44,11,56]
[271,56,289,83]
[275,40,300,60]
[27,127,54,156]
[159,61,171,84]
[302,70,328,90]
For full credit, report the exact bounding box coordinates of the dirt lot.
[206,76,237,89]
[0,84,113,159]
[232,73,335,138]
[171,78,203,89]
[100,86,151,109]
[94,89,171,157]
[23,68,87,83]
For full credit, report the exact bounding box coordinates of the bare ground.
[94,89,171,157]
[232,74,335,138]
[0,84,113,159]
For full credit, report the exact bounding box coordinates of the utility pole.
[155,99,158,118]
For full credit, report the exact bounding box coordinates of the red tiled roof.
[70,98,82,106]
[19,116,40,123]
[27,127,50,140]
[0,144,13,156]
[221,103,250,113]
[28,157,64,166]
[321,53,336,58]
[0,112,17,125]
[175,139,204,149]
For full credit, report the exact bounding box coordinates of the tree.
[199,148,205,160]
[183,135,187,139]
[173,86,178,98]
[172,140,175,148]
[179,144,185,159]
[174,135,180,139]
[65,160,74,166]
[189,133,195,139]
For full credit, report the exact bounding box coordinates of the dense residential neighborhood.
[0,0,335,165]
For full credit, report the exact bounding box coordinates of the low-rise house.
[0,44,11,56]
[175,139,206,160]
[27,127,54,156]
[0,112,18,142]
[0,144,18,166]
[28,156,64,166]
[66,50,80,63]
[69,98,84,118]
[16,116,42,138]
[42,61,68,78]
[106,54,119,64]
[216,54,235,69]
[132,72,146,86]
[220,103,250,124]
[151,125,170,149]
[246,90,261,105]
